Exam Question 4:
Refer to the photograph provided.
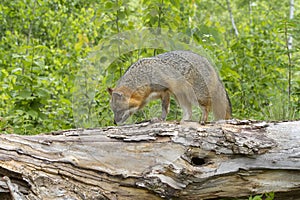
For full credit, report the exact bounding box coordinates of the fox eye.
[127,104,134,108]
[116,110,123,115]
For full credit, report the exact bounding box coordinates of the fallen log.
[0,120,299,200]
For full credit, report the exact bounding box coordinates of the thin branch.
[249,0,253,34]
[285,22,292,114]
[115,0,122,76]
[226,0,239,37]
[24,0,37,75]
[288,0,294,50]
[212,0,227,10]
[286,0,294,117]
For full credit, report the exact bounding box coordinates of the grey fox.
[108,50,231,125]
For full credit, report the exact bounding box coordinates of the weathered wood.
[0,120,299,200]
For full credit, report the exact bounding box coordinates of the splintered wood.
[0,120,299,200]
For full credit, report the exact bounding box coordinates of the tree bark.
[0,120,299,200]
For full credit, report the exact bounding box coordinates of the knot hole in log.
[184,148,213,167]
[191,156,206,166]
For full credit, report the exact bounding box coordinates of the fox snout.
[113,114,126,125]
[112,108,132,125]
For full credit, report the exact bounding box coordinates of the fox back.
[108,50,231,125]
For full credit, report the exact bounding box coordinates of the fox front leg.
[181,104,192,122]
[161,92,170,120]
[174,92,193,122]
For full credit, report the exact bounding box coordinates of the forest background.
[0,0,299,134]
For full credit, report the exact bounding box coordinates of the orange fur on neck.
[114,86,151,108]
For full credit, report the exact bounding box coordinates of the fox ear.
[107,88,113,95]
[108,88,123,99]
[112,91,123,99]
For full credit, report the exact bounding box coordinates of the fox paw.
[150,117,164,123]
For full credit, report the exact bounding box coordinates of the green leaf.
[170,0,180,8]
[35,88,50,98]
[1,69,9,77]
[265,192,275,200]
[27,110,38,119]
[249,194,263,200]
[11,68,22,74]
[19,90,32,99]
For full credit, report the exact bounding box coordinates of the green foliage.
[249,192,275,200]
[0,0,299,133]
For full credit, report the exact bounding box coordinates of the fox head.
[107,87,140,125]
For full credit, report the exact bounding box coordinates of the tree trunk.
[0,120,299,200]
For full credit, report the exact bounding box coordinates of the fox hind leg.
[199,102,210,125]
